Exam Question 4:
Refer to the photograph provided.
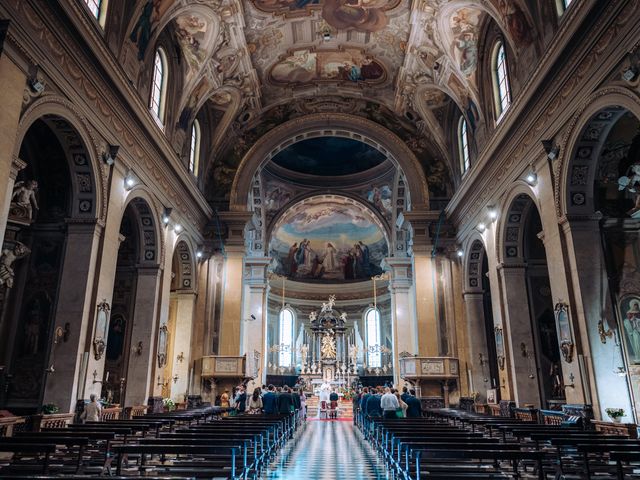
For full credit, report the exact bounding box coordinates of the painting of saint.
[366,185,392,218]
[449,8,481,78]
[269,198,387,282]
[270,49,385,85]
[174,15,209,81]
[620,296,640,364]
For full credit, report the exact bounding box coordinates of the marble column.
[125,265,162,407]
[42,219,102,412]
[241,257,269,389]
[385,257,417,386]
[217,212,252,356]
[496,263,541,407]
[403,211,441,357]
[463,292,491,400]
[169,292,196,402]
[0,51,27,243]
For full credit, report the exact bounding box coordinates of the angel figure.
[309,311,317,322]
[0,242,30,288]
[339,312,348,322]
[11,180,39,221]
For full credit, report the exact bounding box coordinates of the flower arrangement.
[42,404,60,414]
[339,386,356,401]
[605,407,625,422]
[469,391,480,402]
[163,398,176,412]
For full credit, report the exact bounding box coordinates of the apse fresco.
[269,49,385,85]
[272,137,387,176]
[270,199,387,282]
[251,0,400,33]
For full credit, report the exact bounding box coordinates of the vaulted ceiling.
[118,0,538,207]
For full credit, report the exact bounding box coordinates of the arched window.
[492,41,511,120]
[556,0,572,15]
[458,117,470,174]
[189,120,201,175]
[365,308,381,368]
[279,308,294,367]
[150,49,168,125]
[83,0,108,27]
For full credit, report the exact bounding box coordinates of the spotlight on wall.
[102,144,119,166]
[525,172,538,186]
[477,223,486,233]
[487,206,498,221]
[542,140,560,161]
[28,65,45,94]
[162,207,172,225]
[622,66,638,82]
[196,250,203,259]
[174,224,183,233]
[456,249,464,258]
[124,171,136,190]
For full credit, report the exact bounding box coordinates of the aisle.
[262,420,391,479]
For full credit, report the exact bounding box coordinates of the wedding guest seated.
[247,387,263,414]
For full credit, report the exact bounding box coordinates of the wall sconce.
[174,224,183,233]
[162,207,172,225]
[102,144,119,166]
[92,369,102,385]
[124,170,136,190]
[132,341,143,356]
[521,342,535,379]
[563,372,575,389]
[157,375,168,387]
[525,170,538,186]
[28,65,45,93]
[177,352,184,363]
[172,374,179,384]
[598,319,613,344]
[53,323,70,344]
[456,249,464,258]
[477,222,486,233]
[196,250,203,259]
[542,140,560,161]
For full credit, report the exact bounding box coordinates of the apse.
[269,195,388,283]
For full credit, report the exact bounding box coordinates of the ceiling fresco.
[120,0,537,209]
[271,137,387,176]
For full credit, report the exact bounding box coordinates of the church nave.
[263,420,390,480]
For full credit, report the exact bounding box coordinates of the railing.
[592,420,638,438]
[540,409,564,425]
[101,407,122,420]
[33,413,74,431]
[0,416,26,437]
[514,407,538,422]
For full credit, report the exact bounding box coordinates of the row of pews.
[359,407,640,479]
[0,405,299,479]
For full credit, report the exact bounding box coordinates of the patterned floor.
[262,420,391,479]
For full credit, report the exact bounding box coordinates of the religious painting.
[269,197,387,282]
[449,8,481,78]
[494,325,505,370]
[264,184,294,214]
[157,324,168,368]
[366,185,393,220]
[554,302,574,363]
[618,295,640,365]
[93,300,110,360]
[269,49,386,85]
[486,388,497,405]
[174,14,209,81]
[128,0,173,61]
[250,0,400,33]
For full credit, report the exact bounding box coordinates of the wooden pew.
[0,443,57,474]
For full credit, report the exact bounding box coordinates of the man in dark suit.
[292,387,301,410]
[401,386,411,404]
[278,385,295,414]
[235,385,247,413]
[262,384,278,414]
[365,386,383,418]
[405,389,422,418]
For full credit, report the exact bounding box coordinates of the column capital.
[403,210,441,252]
[558,213,603,233]
[10,156,26,180]
[462,291,484,299]
[218,211,253,248]
[136,265,161,276]
[382,256,412,290]
[496,261,527,274]
[65,217,103,236]
[245,256,270,288]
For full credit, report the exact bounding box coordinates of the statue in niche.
[0,242,30,288]
[11,180,39,222]
[618,163,640,217]
[321,332,336,359]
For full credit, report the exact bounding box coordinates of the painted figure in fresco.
[311,255,325,278]
[624,300,640,363]
[322,0,389,33]
[497,0,531,45]
[323,242,338,271]
[456,31,477,77]
[129,1,155,60]
[287,243,298,276]
[343,252,355,280]
[358,241,370,276]
[354,243,364,278]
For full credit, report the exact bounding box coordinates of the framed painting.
[93,300,110,360]
[157,324,168,368]
[555,302,574,363]
[618,295,640,365]
[494,326,505,370]
[486,388,497,405]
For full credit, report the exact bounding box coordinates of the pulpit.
[399,356,460,406]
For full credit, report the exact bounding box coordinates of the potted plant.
[42,404,59,415]
[605,407,625,423]
[162,398,176,412]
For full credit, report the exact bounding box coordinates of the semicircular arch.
[230,113,430,211]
